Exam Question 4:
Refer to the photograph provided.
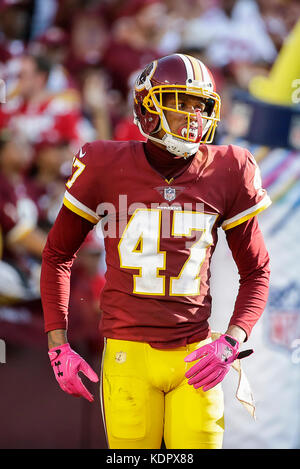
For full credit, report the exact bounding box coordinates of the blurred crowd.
[0,0,299,350]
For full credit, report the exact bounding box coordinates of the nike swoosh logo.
[79,148,86,158]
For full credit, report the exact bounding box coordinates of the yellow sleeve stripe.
[222,194,272,231]
[63,191,100,224]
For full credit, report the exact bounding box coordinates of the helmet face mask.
[148,86,220,142]
[133,54,221,157]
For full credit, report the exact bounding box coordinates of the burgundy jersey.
[63,140,271,347]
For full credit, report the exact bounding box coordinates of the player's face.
[18,57,37,98]
[155,92,208,145]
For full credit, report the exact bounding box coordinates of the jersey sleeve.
[225,216,270,339]
[41,205,93,333]
[222,147,271,231]
[63,142,102,225]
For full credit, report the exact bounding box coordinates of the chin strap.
[162,134,200,158]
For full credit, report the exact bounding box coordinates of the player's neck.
[144,139,195,180]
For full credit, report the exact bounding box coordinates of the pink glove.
[48,343,99,402]
[184,334,253,392]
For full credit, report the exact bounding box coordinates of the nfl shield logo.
[164,187,176,201]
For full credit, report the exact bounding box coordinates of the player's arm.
[41,205,99,401]
[41,205,94,334]
[224,324,246,344]
[47,329,68,349]
[185,143,271,392]
[42,142,104,401]
[185,216,269,391]
[225,215,270,339]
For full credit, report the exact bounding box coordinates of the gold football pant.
[100,338,224,449]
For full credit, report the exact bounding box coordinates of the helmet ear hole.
[140,104,147,116]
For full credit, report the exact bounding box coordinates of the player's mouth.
[178,122,200,142]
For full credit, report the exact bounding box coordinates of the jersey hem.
[44,322,67,334]
[100,329,211,349]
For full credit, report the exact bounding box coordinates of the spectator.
[54,0,96,31]
[180,0,277,67]
[28,26,73,94]
[81,67,114,140]
[101,0,165,98]
[159,0,213,55]
[0,129,47,302]
[257,0,300,51]
[0,53,84,152]
[28,138,73,231]
[63,10,109,86]
[0,0,33,63]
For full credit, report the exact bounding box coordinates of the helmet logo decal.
[135,61,157,91]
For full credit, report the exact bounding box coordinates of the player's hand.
[48,343,99,402]
[184,334,253,392]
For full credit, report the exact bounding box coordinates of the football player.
[41,54,271,449]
